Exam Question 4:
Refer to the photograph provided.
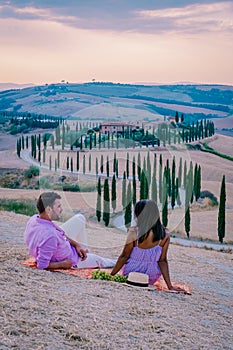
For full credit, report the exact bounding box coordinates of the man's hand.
[75,244,87,261]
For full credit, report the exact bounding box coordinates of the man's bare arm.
[46,259,73,270]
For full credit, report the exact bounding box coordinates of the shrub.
[38,177,52,189]
[62,183,80,192]
[24,166,40,179]
[200,190,218,206]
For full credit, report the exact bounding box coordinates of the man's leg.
[76,254,116,268]
[60,214,88,249]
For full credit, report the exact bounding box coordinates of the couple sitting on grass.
[24,191,184,292]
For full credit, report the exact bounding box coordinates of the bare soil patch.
[0,211,232,350]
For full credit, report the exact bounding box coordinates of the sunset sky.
[0,0,232,85]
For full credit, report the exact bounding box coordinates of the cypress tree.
[103,179,110,226]
[147,151,151,186]
[175,111,179,123]
[70,157,73,172]
[89,154,92,172]
[98,131,101,149]
[50,134,54,150]
[162,193,168,227]
[151,170,157,203]
[89,134,92,150]
[185,180,191,238]
[122,171,127,209]
[80,135,83,151]
[96,177,101,222]
[106,155,109,177]
[159,154,163,203]
[153,153,157,179]
[113,152,117,173]
[132,174,137,205]
[100,154,104,174]
[185,204,190,239]
[140,170,149,200]
[37,134,41,151]
[38,150,41,163]
[143,156,146,175]
[194,163,198,201]
[66,156,69,170]
[43,148,46,163]
[55,125,61,145]
[26,135,29,149]
[196,165,201,201]
[171,157,176,210]
[111,174,116,213]
[162,175,168,228]
[95,157,98,176]
[83,155,86,174]
[178,157,182,188]
[126,152,129,179]
[176,177,181,207]
[94,132,97,148]
[132,155,136,179]
[116,159,119,178]
[16,139,21,158]
[57,151,60,169]
[76,151,80,171]
[21,135,25,150]
[218,175,226,243]
[183,160,187,188]
[124,182,132,228]
[189,161,194,203]
[166,159,171,198]
[137,152,141,180]
[107,131,110,149]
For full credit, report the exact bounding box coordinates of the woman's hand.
[169,285,186,293]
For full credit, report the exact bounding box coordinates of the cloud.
[0,1,232,34]
[135,2,233,33]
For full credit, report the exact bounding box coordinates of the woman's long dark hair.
[134,200,166,243]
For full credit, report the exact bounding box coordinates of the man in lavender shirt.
[24,192,116,270]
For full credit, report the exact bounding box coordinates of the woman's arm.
[110,228,136,276]
[159,234,185,292]
[158,234,173,290]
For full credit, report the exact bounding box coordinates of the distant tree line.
[0,110,63,134]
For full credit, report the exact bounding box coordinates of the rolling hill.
[0,82,232,125]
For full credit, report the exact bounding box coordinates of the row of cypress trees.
[95,153,226,243]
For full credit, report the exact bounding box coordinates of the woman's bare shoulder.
[160,229,170,246]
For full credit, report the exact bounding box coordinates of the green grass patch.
[53,183,96,192]
[0,199,37,216]
[201,142,233,161]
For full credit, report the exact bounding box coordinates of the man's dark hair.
[37,192,61,214]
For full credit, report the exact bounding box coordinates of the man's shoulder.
[25,215,57,238]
